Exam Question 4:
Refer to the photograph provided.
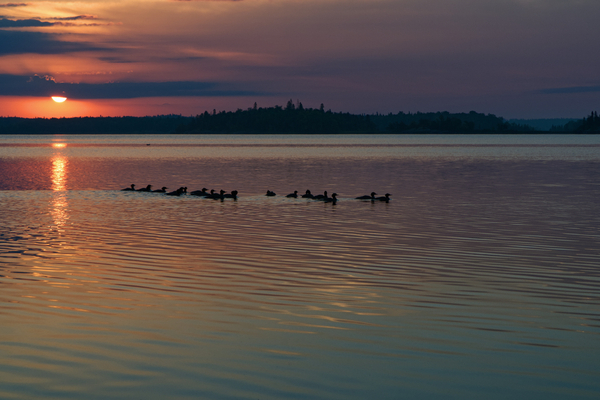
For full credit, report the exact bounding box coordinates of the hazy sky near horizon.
[0,0,598,118]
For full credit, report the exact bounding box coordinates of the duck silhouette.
[122,184,135,191]
[190,188,209,196]
[152,187,167,193]
[376,193,391,202]
[265,190,276,197]
[324,193,338,204]
[166,187,185,196]
[286,190,298,198]
[210,190,226,200]
[137,185,152,192]
[223,190,238,200]
[301,190,314,199]
[313,191,327,200]
[356,192,376,200]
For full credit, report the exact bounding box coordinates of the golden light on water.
[52,143,67,149]
[51,154,69,228]
[51,97,67,103]
[52,155,68,191]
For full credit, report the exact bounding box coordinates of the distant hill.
[550,112,600,133]
[509,118,578,131]
[370,111,534,133]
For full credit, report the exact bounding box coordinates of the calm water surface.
[1,134,599,399]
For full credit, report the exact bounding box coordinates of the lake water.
[1,134,599,399]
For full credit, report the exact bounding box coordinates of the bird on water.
[166,187,185,196]
[313,191,328,200]
[122,184,135,191]
[286,190,298,198]
[137,184,152,192]
[190,188,209,196]
[266,190,276,196]
[324,193,338,204]
[152,187,167,193]
[356,192,377,200]
[376,193,391,202]
[223,190,238,200]
[301,189,314,199]
[209,190,226,200]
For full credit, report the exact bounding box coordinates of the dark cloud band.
[0,30,104,55]
[0,18,52,27]
[0,74,265,99]
[0,3,29,7]
[50,15,98,21]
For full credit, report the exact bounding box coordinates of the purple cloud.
[0,17,52,27]
[50,14,98,21]
[0,3,29,7]
[0,74,267,99]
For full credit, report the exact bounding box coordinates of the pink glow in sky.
[0,0,599,118]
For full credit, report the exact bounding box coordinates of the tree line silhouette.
[371,111,534,133]
[2,102,597,134]
[176,101,375,134]
[177,102,535,133]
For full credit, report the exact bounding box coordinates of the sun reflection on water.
[51,154,67,191]
[51,149,69,229]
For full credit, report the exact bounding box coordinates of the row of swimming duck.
[122,184,390,203]
[273,190,390,203]
[269,190,339,204]
[122,184,237,199]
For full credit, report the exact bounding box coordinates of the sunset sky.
[0,0,599,118]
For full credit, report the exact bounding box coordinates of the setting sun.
[51,96,67,103]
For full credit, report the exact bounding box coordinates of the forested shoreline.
[1,101,598,134]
